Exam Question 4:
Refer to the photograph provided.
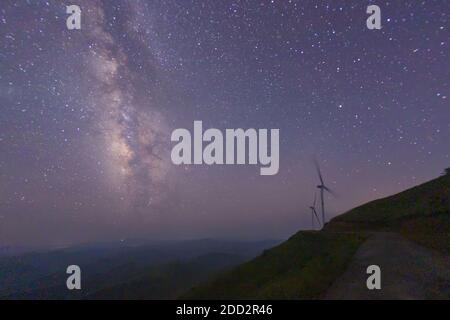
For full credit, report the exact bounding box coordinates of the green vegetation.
[327,174,449,254]
[399,215,449,255]
[328,175,449,228]
[183,232,366,299]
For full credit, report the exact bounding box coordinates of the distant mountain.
[88,253,246,299]
[183,174,449,299]
[0,246,33,257]
[0,239,280,299]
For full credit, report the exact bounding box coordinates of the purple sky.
[0,0,448,247]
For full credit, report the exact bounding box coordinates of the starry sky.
[0,0,448,247]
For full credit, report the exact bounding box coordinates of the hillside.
[328,174,449,227]
[183,174,449,299]
[327,174,450,253]
[182,232,366,299]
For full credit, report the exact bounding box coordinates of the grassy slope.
[182,232,366,299]
[184,174,449,299]
[327,174,449,253]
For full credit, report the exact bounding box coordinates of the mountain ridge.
[183,173,449,299]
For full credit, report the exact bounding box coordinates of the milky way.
[0,1,448,247]
[82,1,171,211]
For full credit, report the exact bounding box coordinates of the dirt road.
[324,232,449,299]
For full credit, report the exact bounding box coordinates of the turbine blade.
[314,158,324,185]
[313,192,316,207]
[323,185,338,197]
[313,208,321,225]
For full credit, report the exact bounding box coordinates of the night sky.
[0,1,448,247]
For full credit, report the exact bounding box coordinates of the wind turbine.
[309,192,321,229]
[314,158,336,226]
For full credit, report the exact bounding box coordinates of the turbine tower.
[314,158,336,226]
[309,192,321,229]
